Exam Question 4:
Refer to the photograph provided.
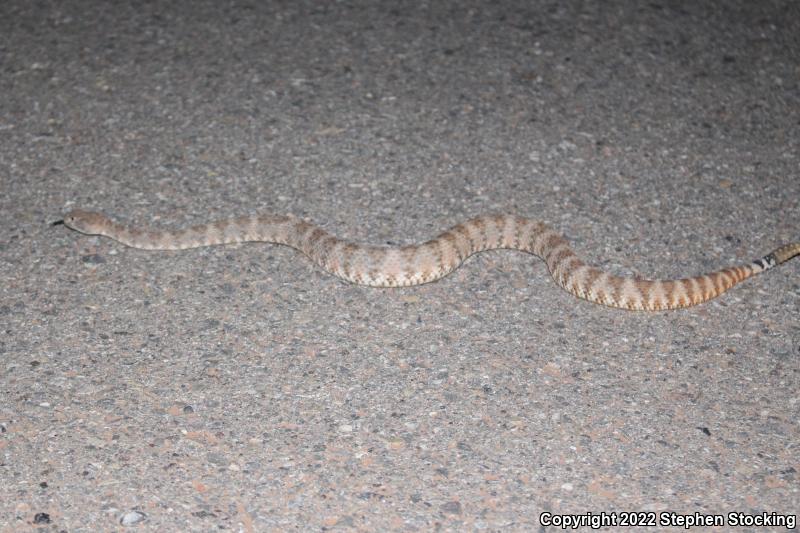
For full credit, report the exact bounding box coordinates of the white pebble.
[120,511,147,526]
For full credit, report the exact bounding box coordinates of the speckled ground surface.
[1,1,798,531]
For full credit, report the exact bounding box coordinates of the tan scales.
[58,210,799,311]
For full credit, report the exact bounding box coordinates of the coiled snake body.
[58,209,799,311]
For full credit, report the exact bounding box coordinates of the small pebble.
[441,501,462,515]
[120,510,147,526]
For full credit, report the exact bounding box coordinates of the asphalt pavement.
[1,1,798,531]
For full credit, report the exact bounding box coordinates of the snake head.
[58,209,108,235]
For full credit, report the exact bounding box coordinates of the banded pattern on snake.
[58,209,799,311]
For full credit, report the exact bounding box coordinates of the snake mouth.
[51,220,65,226]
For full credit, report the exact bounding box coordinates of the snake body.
[59,209,799,311]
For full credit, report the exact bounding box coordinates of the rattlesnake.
[57,209,799,311]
